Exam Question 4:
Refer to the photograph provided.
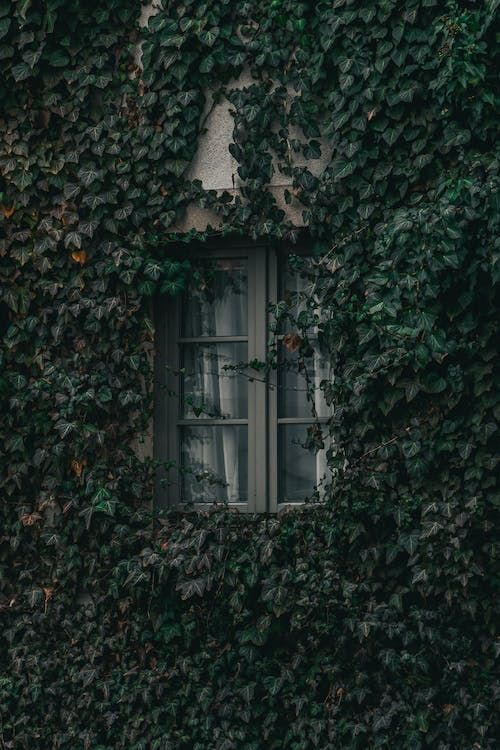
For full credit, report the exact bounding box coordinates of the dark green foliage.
[0,0,498,748]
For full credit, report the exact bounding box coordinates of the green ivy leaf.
[199,54,215,73]
[198,27,219,47]
[78,167,100,187]
[330,157,354,181]
[11,62,31,81]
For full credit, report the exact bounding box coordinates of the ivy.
[0,0,498,748]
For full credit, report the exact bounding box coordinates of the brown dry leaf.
[367,109,377,121]
[43,586,54,613]
[54,202,68,219]
[40,109,51,128]
[71,458,86,477]
[20,512,42,526]
[71,249,87,265]
[1,203,16,219]
[37,497,56,512]
[283,332,302,353]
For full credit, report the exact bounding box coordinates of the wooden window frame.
[154,237,325,513]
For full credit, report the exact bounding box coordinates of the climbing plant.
[0,0,498,748]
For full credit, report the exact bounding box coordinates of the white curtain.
[198,344,243,502]
[183,262,247,503]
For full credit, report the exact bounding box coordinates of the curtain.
[182,261,248,503]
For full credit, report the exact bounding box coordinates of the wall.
[139,2,332,232]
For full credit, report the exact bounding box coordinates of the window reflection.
[181,425,248,504]
[181,342,248,419]
[278,341,332,419]
[278,424,329,504]
[182,259,248,337]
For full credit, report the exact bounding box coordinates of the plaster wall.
[139,3,334,231]
[180,78,333,230]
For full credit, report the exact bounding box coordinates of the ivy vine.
[0,1,498,748]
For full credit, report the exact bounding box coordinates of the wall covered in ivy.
[0,1,498,748]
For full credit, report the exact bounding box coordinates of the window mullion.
[277,417,330,425]
[268,250,278,513]
[246,253,257,513]
[253,246,269,514]
[178,419,248,426]
[178,336,248,344]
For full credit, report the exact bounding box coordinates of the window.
[154,242,332,512]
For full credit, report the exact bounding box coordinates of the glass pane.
[180,426,248,504]
[181,259,248,337]
[278,424,329,503]
[180,342,248,419]
[277,255,316,334]
[278,341,332,419]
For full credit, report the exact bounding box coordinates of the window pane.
[277,255,316,333]
[180,342,248,419]
[278,341,332,419]
[181,259,248,337]
[180,425,248,504]
[278,424,329,503]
